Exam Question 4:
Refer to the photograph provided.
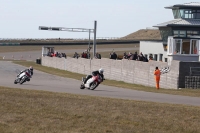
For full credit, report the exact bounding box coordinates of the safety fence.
[42,56,180,89]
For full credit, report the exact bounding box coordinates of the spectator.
[149,54,153,60]
[110,52,117,59]
[143,56,149,62]
[95,52,101,59]
[123,52,128,59]
[133,52,138,60]
[52,51,57,57]
[127,52,132,59]
[73,52,80,59]
[112,52,117,60]
[129,54,134,60]
[62,53,67,58]
[81,51,87,58]
[138,52,144,61]
[110,52,114,59]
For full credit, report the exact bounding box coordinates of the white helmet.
[29,66,33,71]
[99,68,104,74]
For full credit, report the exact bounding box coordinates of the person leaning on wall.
[154,66,161,90]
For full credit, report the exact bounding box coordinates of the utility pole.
[93,20,97,58]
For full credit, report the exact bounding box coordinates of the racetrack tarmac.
[1,61,200,106]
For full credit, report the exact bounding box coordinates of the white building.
[140,2,200,64]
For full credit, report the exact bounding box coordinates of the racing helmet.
[29,66,33,71]
[99,68,104,74]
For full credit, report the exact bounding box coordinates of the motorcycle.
[14,69,32,85]
[80,74,103,90]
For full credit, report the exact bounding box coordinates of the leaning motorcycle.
[80,74,103,90]
[14,70,32,85]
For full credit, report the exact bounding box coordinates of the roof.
[154,19,200,27]
[121,29,162,41]
[165,2,200,9]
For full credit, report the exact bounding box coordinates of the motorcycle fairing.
[85,77,95,88]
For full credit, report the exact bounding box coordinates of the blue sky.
[0,0,191,39]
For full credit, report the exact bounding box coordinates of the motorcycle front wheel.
[20,76,26,84]
[80,83,85,89]
[90,82,99,90]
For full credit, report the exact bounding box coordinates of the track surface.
[1,61,200,106]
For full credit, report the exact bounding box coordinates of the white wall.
[42,56,180,89]
[140,41,167,61]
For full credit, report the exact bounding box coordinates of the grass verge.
[0,86,200,133]
[13,60,200,97]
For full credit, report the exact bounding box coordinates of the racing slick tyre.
[80,84,85,89]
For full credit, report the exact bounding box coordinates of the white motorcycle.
[80,74,104,90]
[14,69,32,85]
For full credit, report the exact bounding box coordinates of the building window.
[160,27,173,43]
[191,40,198,54]
[168,37,173,55]
[187,31,200,37]
[173,30,179,37]
[172,9,181,19]
[173,30,186,37]
[179,9,200,19]
[174,40,181,54]
[180,31,186,37]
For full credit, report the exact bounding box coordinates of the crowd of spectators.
[70,47,151,63]
[123,52,149,62]
[73,51,102,59]
[108,51,149,62]
[47,51,66,58]
[73,49,90,59]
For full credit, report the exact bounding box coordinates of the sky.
[0,0,192,39]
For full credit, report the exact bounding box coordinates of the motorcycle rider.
[17,66,33,81]
[84,68,105,84]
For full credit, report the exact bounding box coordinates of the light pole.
[93,21,97,58]
[39,20,97,58]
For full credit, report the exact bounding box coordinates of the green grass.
[0,86,200,133]
[13,60,200,97]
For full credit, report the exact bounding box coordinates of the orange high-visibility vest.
[154,70,161,81]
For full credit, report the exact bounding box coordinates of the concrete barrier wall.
[42,56,180,89]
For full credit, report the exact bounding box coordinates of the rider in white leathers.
[84,68,105,84]
[18,66,33,81]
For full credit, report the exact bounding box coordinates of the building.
[140,2,200,64]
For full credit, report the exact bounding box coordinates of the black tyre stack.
[185,76,200,89]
